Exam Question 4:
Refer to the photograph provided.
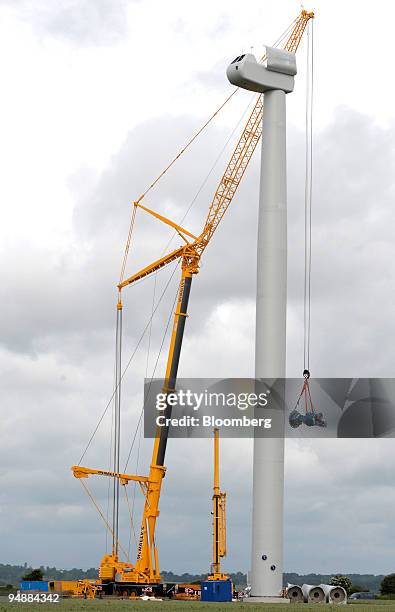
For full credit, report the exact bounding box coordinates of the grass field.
[1,599,395,612]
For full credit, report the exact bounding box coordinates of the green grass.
[1,599,395,611]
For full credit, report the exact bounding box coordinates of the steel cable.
[77,260,180,466]
[303,18,314,373]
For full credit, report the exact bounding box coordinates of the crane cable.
[77,260,180,466]
[77,271,180,556]
[118,16,299,285]
[120,202,137,286]
[303,17,314,378]
[155,86,261,264]
[126,272,157,558]
[133,16,296,207]
[123,282,180,473]
[118,100,251,287]
[79,478,131,563]
[105,358,116,554]
[124,484,138,551]
[291,15,315,432]
[122,282,181,556]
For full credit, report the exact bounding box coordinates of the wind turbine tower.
[227,47,297,598]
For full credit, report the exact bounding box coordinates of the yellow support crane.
[208,429,227,582]
[72,9,313,597]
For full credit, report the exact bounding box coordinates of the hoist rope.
[124,484,137,553]
[292,375,315,415]
[119,202,137,286]
[119,89,261,290]
[135,94,237,206]
[77,260,180,465]
[132,17,296,208]
[123,281,180,473]
[117,93,238,286]
[105,358,116,553]
[145,274,157,379]
[79,478,131,563]
[157,90,261,261]
[132,420,142,517]
[112,305,123,553]
[79,272,178,557]
[125,272,158,555]
[303,18,314,373]
[305,379,315,415]
[127,420,141,558]
[118,17,300,284]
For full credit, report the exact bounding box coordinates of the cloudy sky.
[1,0,395,578]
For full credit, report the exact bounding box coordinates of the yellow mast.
[209,429,227,581]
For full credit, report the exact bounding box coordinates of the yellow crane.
[208,429,227,582]
[72,8,313,596]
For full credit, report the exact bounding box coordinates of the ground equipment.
[286,584,304,602]
[201,579,233,602]
[208,429,228,582]
[172,583,201,600]
[73,580,101,600]
[302,584,326,604]
[204,429,232,601]
[319,584,347,605]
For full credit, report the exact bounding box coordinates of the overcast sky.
[1,0,395,578]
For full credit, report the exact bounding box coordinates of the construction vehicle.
[46,579,101,599]
[71,9,313,597]
[72,580,101,600]
[172,583,201,601]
